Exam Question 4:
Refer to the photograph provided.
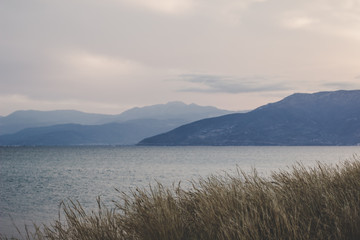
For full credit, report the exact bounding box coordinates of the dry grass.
[2,158,360,240]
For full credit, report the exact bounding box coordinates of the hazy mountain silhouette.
[0,102,233,145]
[0,110,113,135]
[139,90,360,146]
[0,119,187,146]
[113,101,232,122]
[0,102,232,135]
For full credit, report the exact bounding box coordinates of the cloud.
[0,46,167,104]
[201,0,269,24]
[118,0,269,23]
[120,0,195,15]
[62,51,145,79]
[177,74,290,93]
[279,0,360,39]
[1,0,359,115]
[119,0,267,14]
[322,81,360,90]
[283,17,315,29]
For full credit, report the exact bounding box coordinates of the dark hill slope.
[139,90,360,146]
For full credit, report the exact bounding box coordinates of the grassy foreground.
[3,158,360,240]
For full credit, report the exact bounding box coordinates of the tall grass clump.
[3,158,360,240]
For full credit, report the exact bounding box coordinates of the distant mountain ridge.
[139,90,360,146]
[0,102,232,135]
[117,101,231,122]
[0,110,113,135]
[0,102,233,145]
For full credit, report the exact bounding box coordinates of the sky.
[1,0,360,116]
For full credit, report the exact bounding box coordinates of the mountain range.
[139,90,360,146]
[0,102,233,145]
[2,90,359,146]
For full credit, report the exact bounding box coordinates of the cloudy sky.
[1,0,360,116]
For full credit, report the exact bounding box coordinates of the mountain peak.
[114,101,232,122]
[281,89,360,102]
[165,101,187,106]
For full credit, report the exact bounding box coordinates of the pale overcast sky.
[1,0,360,116]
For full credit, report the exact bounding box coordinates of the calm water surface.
[1,146,359,237]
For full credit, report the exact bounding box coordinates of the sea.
[1,146,359,237]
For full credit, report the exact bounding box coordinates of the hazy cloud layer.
[177,74,290,93]
[322,82,360,89]
[1,0,360,115]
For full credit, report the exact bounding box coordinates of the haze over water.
[1,146,359,237]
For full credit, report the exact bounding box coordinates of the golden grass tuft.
[2,158,360,240]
